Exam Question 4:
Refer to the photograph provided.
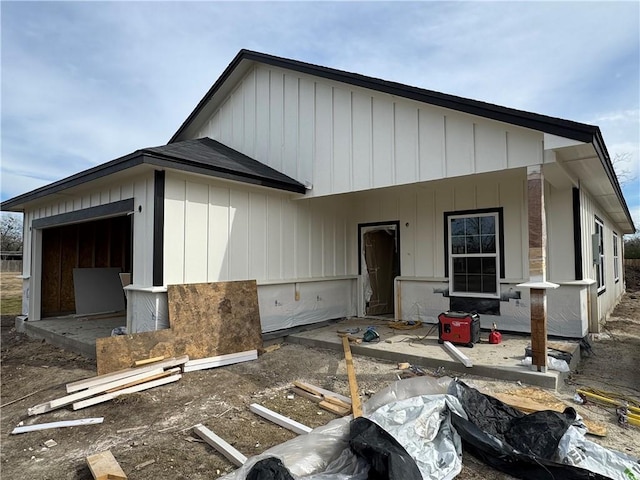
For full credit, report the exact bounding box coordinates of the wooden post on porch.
[518,165,558,373]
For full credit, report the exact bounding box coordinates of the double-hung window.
[594,217,605,292]
[613,232,619,283]
[448,211,500,298]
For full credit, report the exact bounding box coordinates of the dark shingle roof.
[1,137,305,211]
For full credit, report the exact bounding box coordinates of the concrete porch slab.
[23,315,126,360]
[287,318,580,390]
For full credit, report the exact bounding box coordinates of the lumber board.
[292,381,351,405]
[72,374,181,410]
[442,341,473,367]
[319,400,350,416]
[495,388,607,437]
[249,403,312,435]
[342,336,363,418]
[86,450,128,480]
[96,280,263,374]
[66,355,189,393]
[106,368,180,393]
[324,396,352,410]
[29,368,165,415]
[134,356,166,366]
[193,424,247,467]
[182,350,257,372]
[12,417,104,434]
[291,387,323,403]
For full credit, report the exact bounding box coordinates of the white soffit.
[543,133,584,150]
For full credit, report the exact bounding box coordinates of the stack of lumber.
[28,356,188,416]
[291,381,353,416]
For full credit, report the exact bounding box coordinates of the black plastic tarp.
[449,380,612,480]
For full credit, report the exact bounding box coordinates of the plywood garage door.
[41,215,132,317]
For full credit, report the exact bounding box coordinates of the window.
[613,232,619,283]
[595,217,605,292]
[448,211,500,297]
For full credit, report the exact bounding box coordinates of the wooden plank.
[106,368,180,393]
[96,281,263,374]
[442,341,473,367]
[494,389,607,437]
[324,396,352,410]
[319,400,350,416]
[292,381,351,405]
[86,450,128,480]
[72,374,181,411]
[249,403,313,435]
[291,387,322,403]
[12,417,104,434]
[342,336,362,418]
[67,355,189,393]
[134,356,166,366]
[193,424,247,467]
[182,350,257,373]
[30,368,166,415]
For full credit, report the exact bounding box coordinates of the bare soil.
[1,268,639,480]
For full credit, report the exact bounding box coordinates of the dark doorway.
[359,222,400,316]
[41,215,132,317]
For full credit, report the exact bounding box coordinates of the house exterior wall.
[20,173,155,320]
[192,65,546,197]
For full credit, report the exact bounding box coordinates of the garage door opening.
[41,215,132,318]
[359,222,400,316]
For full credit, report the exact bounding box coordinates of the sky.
[1,1,639,231]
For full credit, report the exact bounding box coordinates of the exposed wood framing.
[86,450,128,480]
[134,356,166,366]
[11,417,104,434]
[442,341,473,368]
[193,424,247,467]
[249,403,313,435]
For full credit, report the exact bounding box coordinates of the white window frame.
[613,232,619,283]
[595,217,605,293]
[448,211,501,299]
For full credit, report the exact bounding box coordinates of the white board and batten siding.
[21,174,155,320]
[193,64,545,198]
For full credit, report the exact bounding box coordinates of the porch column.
[518,165,558,372]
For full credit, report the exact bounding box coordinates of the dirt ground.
[1,268,639,480]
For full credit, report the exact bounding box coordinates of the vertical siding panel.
[100,190,110,205]
[499,177,525,280]
[282,199,297,279]
[296,201,311,278]
[434,187,454,277]
[267,196,282,279]
[209,112,221,141]
[507,128,543,168]
[310,203,323,276]
[323,204,335,276]
[208,185,230,281]
[399,191,416,276]
[110,186,122,202]
[332,88,351,193]
[352,93,372,191]
[243,69,257,157]
[445,115,474,177]
[298,78,315,187]
[232,87,244,151]
[269,70,284,171]
[90,192,100,207]
[184,182,209,283]
[283,75,299,179]
[164,177,186,284]
[335,214,347,276]
[418,109,445,181]
[314,83,333,194]
[121,182,134,200]
[415,189,435,276]
[394,102,418,185]
[475,123,507,173]
[219,98,233,145]
[249,192,267,280]
[476,180,498,208]
[228,190,249,280]
[255,67,271,167]
[454,181,475,210]
[372,97,394,188]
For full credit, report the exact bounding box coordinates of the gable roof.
[169,49,634,233]
[1,137,306,211]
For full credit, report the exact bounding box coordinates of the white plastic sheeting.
[124,286,169,333]
[258,279,357,333]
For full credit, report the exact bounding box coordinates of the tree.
[0,213,23,253]
[625,234,640,259]
[612,152,637,187]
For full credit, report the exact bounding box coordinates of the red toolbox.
[437,311,480,348]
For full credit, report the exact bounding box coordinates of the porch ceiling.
[554,143,634,233]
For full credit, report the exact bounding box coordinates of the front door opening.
[359,222,400,316]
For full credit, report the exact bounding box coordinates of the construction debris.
[182,350,257,373]
[86,450,127,480]
[342,336,362,417]
[442,341,473,368]
[193,424,247,467]
[249,403,313,435]
[11,417,104,434]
